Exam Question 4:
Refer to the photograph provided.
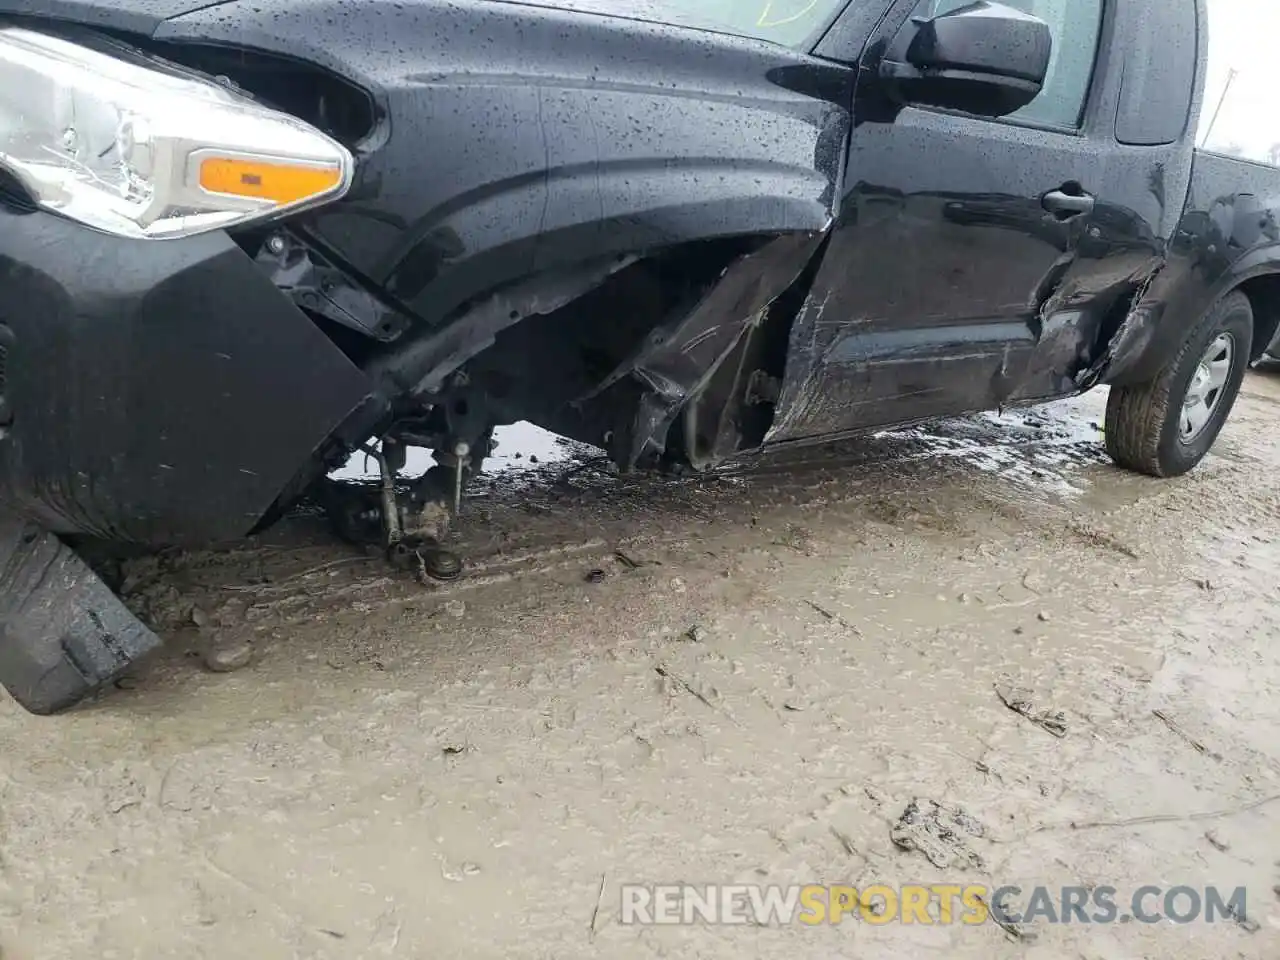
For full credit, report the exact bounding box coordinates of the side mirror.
[878,1,1052,118]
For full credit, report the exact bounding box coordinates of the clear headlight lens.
[0,26,354,240]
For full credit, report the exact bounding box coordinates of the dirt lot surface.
[4,377,1280,959]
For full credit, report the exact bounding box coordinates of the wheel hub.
[1180,333,1235,443]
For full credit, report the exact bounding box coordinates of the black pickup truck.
[2,0,1279,713]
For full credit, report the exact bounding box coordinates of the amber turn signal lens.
[198,157,343,205]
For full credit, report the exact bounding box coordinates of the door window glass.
[914,0,1104,129]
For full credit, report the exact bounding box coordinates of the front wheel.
[1105,290,1253,478]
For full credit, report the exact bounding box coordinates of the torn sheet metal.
[573,231,827,471]
[1075,260,1168,390]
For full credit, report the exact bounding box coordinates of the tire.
[1105,290,1253,478]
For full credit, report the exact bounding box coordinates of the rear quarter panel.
[1104,149,1280,384]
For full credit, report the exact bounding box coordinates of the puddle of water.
[329,421,587,482]
[878,393,1110,498]
[331,394,1111,500]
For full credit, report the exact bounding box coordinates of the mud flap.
[0,518,161,715]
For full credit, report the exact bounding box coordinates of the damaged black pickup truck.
[2,0,1279,713]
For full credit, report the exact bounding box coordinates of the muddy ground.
[3,376,1280,959]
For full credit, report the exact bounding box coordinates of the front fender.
[372,159,841,327]
[157,0,853,327]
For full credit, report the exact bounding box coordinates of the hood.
[477,0,825,49]
[0,0,233,33]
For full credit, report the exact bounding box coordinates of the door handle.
[1042,188,1096,219]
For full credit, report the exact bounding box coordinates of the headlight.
[0,26,353,240]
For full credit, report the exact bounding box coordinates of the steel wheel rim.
[1180,332,1235,443]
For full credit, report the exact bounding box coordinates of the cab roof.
[0,0,234,34]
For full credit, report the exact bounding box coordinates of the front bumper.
[0,207,374,546]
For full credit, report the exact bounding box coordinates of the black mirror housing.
[879,1,1052,118]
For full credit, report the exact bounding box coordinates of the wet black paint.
[3,0,1280,548]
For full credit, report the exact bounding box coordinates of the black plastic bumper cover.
[0,208,374,546]
[0,516,161,714]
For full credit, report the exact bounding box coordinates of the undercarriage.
[317,415,492,584]
[306,231,824,583]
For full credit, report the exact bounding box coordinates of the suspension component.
[451,440,471,515]
[371,445,403,547]
[342,438,464,583]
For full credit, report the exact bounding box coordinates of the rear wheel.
[1105,290,1252,478]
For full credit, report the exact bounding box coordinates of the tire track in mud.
[121,392,1117,641]
[6,381,1280,959]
